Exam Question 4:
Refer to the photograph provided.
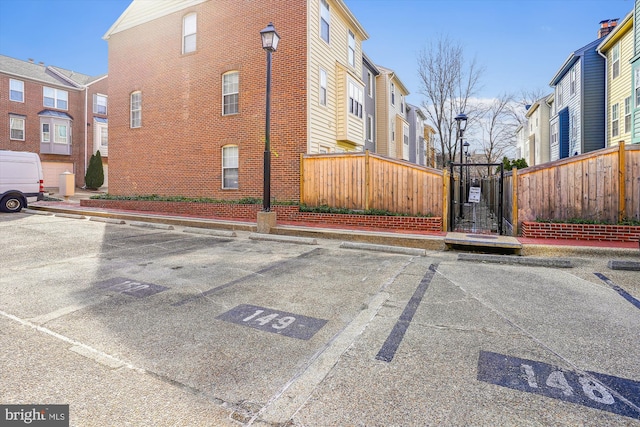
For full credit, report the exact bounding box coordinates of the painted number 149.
[242,310,296,330]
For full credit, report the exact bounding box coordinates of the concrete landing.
[444,232,523,255]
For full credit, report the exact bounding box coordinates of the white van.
[0,150,44,212]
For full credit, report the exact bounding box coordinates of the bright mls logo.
[1,405,69,426]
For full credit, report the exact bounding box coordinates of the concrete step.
[444,232,522,255]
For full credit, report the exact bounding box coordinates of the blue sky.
[0,0,634,106]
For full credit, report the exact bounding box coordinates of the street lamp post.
[260,22,280,212]
[462,140,470,209]
[454,113,468,219]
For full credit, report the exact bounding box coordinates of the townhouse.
[598,12,634,147]
[523,95,551,166]
[375,65,410,161]
[548,32,606,160]
[103,0,371,201]
[0,55,108,188]
[362,53,379,153]
[633,1,640,144]
[406,103,427,166]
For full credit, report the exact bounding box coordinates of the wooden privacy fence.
[503,142,640,233]
[301,151,445,218]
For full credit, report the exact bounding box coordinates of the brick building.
[103,0,369,202]
[0,55,108,188]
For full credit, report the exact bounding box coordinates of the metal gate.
[449,162,505,235]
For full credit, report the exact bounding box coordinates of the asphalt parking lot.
[1,212,639,426]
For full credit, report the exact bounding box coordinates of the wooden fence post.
[512,167,518,236]
[442,169,449,232]
[299,153,304,205]
[365,150,370,211]
[618,141,626,222]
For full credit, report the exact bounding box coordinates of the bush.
[85,150,104,190]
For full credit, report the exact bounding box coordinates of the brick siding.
[107,0,307,202]
[521,221,640,242]
[80,199,443,232]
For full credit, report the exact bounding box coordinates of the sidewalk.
[32,188,639,257]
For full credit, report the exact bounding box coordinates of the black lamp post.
[260,22,280,212]
[463,140,470,206]
[454,113,468,218]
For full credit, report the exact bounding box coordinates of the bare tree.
[477,93,519,176]
[417,35,484,168]
[508,87,548,127]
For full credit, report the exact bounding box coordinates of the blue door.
[558,107,569,159]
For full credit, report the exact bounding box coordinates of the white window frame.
[391,82,395,105]
[348,80,363,119]
[10,79,24,102]
[183,13,197,54]
[367,72,373,97]
[570,68,576,96]
[551,122,558,146]
[9,115,25,140]
[43,86,68,110]
[366,114,373,142]
[625,96,631,134]
[93,93,107,114]
[557,82,563,106]
[222,71,239,115]
[348,30,355,67]
[130,91,142,128]
[222,145,239,189]
[612,43,620,79]
[636,68,640,108]
[41,123,50,142]
[54,124,68,144]
[320,0,330,43]
[571,112,577,140]
[612,103,619,137]
[319,68,327,106]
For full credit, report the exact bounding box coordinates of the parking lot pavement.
[1,212,639,426]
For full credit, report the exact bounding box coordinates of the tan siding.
[308,0,365,153]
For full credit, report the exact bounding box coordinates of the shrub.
[85,150,104,190]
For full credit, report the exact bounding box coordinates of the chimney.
[598,18,619,38]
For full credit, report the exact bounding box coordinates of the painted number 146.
[242,310,296,330]
[521,364,615,405]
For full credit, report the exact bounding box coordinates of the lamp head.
[261,22,280,52]
[454,112,468,132]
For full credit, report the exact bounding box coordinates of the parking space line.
[375,263,438,363]
[594,272,640,310]
[171,248,323,307]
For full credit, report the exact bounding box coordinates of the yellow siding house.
[598,11,633,147]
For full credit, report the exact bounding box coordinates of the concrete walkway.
[33,188,640,258]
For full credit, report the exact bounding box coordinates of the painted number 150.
[242,309,296,330]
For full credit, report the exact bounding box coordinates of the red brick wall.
[80,199,443,232]
[521,221,640,242]
[106,0,307,202]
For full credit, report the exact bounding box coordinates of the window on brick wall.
[43,87,68,110]
[223,71,239,115]
[93,94,107,114]
[10,115,25,140]
[222,145,238,189]
[183,13,196,54]
[10,79,24,102]
[130,91,141,128]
